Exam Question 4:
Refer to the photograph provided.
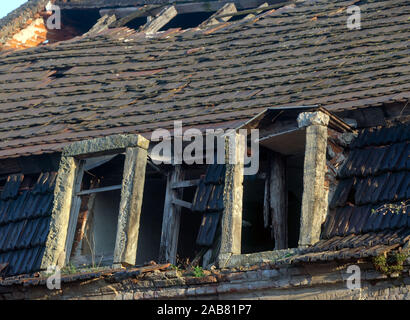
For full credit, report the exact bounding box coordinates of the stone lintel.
[63,134,149,157]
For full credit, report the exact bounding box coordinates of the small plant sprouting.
[192,266,205,278]
[371,200,408,215]
[171,264,181,272]
[373,251,408,276]
[61,262,78,275]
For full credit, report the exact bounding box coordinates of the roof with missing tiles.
[0,0,408,159]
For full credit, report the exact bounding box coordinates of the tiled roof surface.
[0,0,408,159]
[282,229,408,264]
[324,124,409,239]
[292,123,409,262]
[0,172,56,277]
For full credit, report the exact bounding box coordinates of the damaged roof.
[0,0,408,159]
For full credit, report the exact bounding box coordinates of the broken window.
[41,134,149,270]
[158,163,211,266]
[69,154,125,267]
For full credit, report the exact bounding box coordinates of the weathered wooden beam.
[172,198,193,210]
[269,152,288,250]
[198,3,237,29]
[139,5,177,34]
[108,5,161,28]
[243,2,268,20]
[84,14,116,35]
[158,165,184,264]
[212,1,292,19]
[263,169,270,229]
[76,184,122,196]
[171,179,200,189]
[99,1,273,18]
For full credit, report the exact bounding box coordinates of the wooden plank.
[100,1,270,18]
[263,170,270,229]
[140,5,177,34]
[158,165,184,264]
[198,3,237,29]
[171,179,200,189]
[84,14,116,35]
[0,262,8,274]
[269,152,288,250]
[243,2,268,20]
[172,198,193,210]
[76,184,122,196]
[108,5,161,28]
[213,1,292,19]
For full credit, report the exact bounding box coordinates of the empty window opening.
[176,164,207,264]
[241,170,274,254]
[241,139,305,253]
[135,163,167,265]
[286,154,303,248]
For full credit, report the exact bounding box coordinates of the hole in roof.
[124,11,215,32]
[159,12,214,31]
[50,66,72,79]
[228,14,248,21]
[125,16,151,30]
[62,9,101,35]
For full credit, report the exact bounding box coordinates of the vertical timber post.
[269,152,288,250]
[158,165,184,264]
[297,111,330,247]
[217,132,245,268]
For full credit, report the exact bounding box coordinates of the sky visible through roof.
[0,0,28,19]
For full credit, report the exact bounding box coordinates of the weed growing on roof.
[170,264,181,272]
[371,200,408,215]
[373,250,408,276]
[192,266,205,278]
